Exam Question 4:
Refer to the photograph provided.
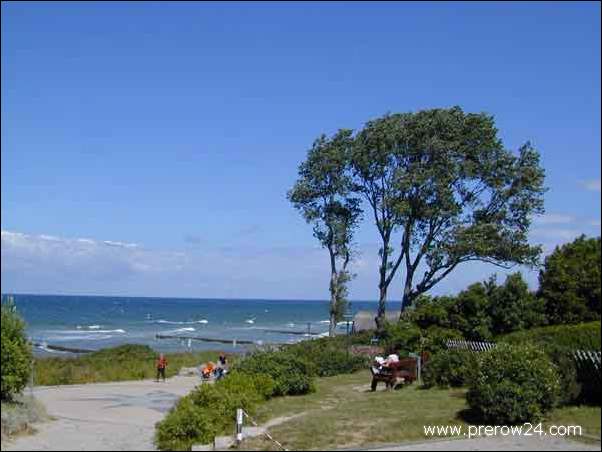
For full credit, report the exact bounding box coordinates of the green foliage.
[155,335,373,450]
[351,107,545,319]
[544,346,581,406]
[411,295,454,330]
[447,282,493,341]
[487,273,546,335]
[1,300,32,401]
[288,129,361,336]
[498,321,601,350]
[409,273,545,342]
[380,321,422,355]
[499,322,601,406]
[420,326,464,355]
[332,271,352,324]
[283,337,368,377]
[34,345,221,386]
[422,350,478,389]
[467,344,560,424]
[539,235,601,324]
[232,351,315,396]
[155,372,275,450]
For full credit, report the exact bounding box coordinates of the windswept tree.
[352,107,545,329]
[288,130,361,337]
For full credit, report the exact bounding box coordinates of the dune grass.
[240,370,601,450]
[1,394,48,441]
[33,344,226,386]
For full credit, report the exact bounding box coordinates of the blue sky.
[1,1,600,299]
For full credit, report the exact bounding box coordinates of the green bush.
[467,344,560,424]
[232,351,315,396]
[381,321,422,355]
[420,326,464,355]
[500,323,600,406]
[283,337,368,377]
[544,346,581,406]
[498,321,601,350]
[539,235,601,325]
[422,349,478,389]
[155,372,274,450]
[487,273,546,335]
[1,301,32,401]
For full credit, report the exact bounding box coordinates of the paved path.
[4,377,200,451]
[367,435,600,451]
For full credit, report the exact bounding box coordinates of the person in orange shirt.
[201,361,215,379]
[156,353,168,382]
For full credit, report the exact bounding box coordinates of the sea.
[3,294,400,355]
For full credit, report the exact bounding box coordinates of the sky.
[1,1,600,300]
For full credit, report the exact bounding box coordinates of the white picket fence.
[573,350,601,372]
[445,339,496,352]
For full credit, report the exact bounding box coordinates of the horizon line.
[1,291,399,304]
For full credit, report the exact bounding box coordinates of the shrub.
[422,349,478,389]
[283,337,368,377]
[1,301,32,401]
[232,351,314,396]
[539,235,601,325]
[487,273,546,335]
[420,326,464,355]
[447,282,493,341]
[467,344,560,424]
[381,321,422,355]
[498,321,601,350]
[1,395,48,441]
[155,395,217,450]
[410,295,454,330]
[155,372,274,451]
[544,346,581,406]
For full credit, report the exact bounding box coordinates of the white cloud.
[583,179,601,192]
[531,228,580,240]
[103,240,139,248]
[533,213,575,225]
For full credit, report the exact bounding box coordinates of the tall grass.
[1,394,48,441]
[33,344,225,386]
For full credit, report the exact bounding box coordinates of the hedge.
[498,321,601,350]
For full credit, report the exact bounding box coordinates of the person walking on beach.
[156,353,167,382]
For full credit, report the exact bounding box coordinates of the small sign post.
[236,408,244,445]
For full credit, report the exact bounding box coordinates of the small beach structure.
[352,311,398,333]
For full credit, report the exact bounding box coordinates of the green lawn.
[241,370,601,450]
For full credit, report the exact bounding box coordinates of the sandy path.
[3,376,200,451]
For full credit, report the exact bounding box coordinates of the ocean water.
[4,294,400,355]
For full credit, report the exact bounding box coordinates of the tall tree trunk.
[400,266,415,318]
[375,236,390,335]
[328,246,338,338]
[375,285,387,334]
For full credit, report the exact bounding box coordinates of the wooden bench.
[370,358,417,391]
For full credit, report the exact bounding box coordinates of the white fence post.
[236,408,244,445]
